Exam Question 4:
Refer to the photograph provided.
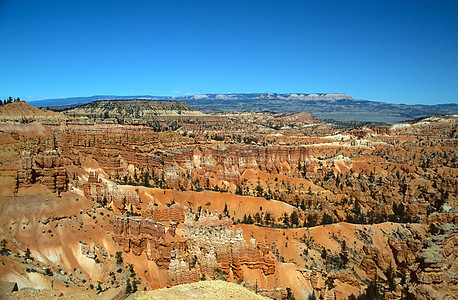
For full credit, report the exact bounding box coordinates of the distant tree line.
[1,97,21,105]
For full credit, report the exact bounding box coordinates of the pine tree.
[283,212,290,227]
[126,278,132,294]
[290,211,299,227]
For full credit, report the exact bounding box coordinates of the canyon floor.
[0,100,457,299]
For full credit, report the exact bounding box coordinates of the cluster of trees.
[114,171,168,189]
[1,96,20,105]
[240,210,302,228]
[238,208,340,229]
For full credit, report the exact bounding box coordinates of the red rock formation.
[16,150,68,193]
[111,209,279,286]
[346,130,368,139]
[83,171,102,201]
[374,126,390,135]
[56,127,310,187]
[144,203,188,224]
[180,211,276,282]
[112,215,186,267]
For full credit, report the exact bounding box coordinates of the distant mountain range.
[28,93,458,124]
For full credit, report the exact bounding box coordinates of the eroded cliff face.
[179,212,276,281]
[408,222,458,299]
[112,214,184,267]
[109,207,276,288]
[56,127,310,190]
[0,131,68,194]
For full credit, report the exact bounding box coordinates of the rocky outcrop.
[144,202,188,224]
[83,172,141,213]
[168,254,202,286]
[243,283,288,299]
[112,215,184,265]
[180,211,276,282]
[409,223,458,299]
[111,210,278,287]
[374,126,390,135]
[190,145,310,182]
[16,150,68,193]
[274,111,316,124]
[83,171,103,201]
[79,241,108,261]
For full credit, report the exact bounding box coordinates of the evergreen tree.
[308,293,317,300]
[264,212,271,225]
[290,211,299,227]
[385,265,396,292]
[0,239,7,250]
[306,213,317,227]
[25,248,32,259]
[283,212,290,227]
[254,212,261,224]
[126,278,132,294]
[300,199,306,210]
[246,214,254,224]
[321,213,333,225]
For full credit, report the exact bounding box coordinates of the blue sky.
[1,0,457,105]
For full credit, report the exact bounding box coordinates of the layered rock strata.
[83,171,141,213]
[177,211,276,282]
[17,150,68,193]
[112,215,183,266]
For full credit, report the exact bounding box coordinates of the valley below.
[0,100,457,299]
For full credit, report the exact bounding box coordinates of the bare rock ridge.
[0,101,68,124]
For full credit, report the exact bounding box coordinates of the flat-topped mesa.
[63,99,205,122]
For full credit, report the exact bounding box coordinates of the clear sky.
[1,0,457,104]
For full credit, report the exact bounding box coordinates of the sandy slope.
[126,280,268,300]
